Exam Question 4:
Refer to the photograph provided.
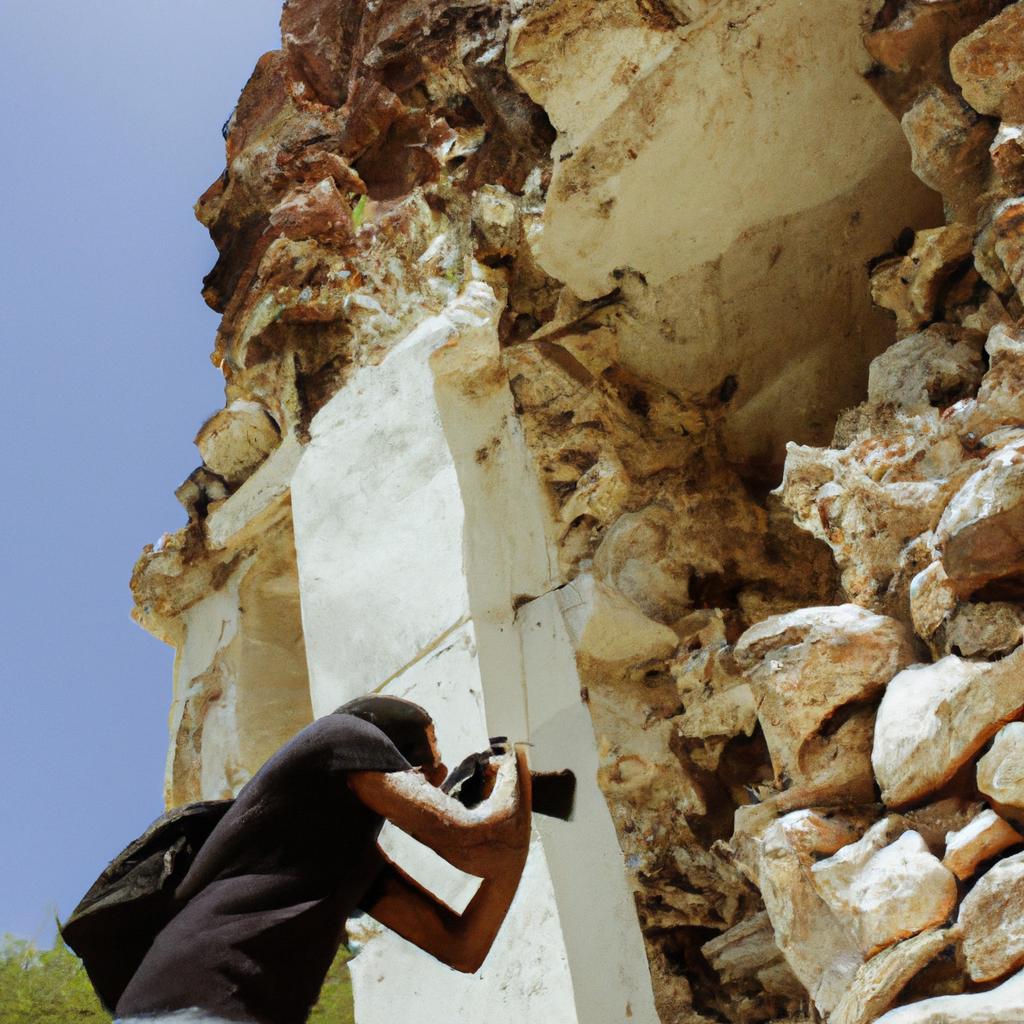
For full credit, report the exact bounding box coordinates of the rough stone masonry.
[130,1,1024,1021]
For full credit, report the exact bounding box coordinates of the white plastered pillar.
[291,275,657,1024]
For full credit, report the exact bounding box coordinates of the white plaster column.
[291,276,659,1023]
[291,280,576,1024]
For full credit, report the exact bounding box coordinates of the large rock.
[194,400,281,485]
[937,439,1024,598]
[811,821,957,956]
[830,928,958,1024]
[508,0,938,464]
[944,601,1024,658]
[950,2,1024,121]
[874,968,1024,1023]
[755,810,864,1014]
[734,605,915,789]
[866,326,984,414]
[959,850,1024,982]
[901,89,994,221]
[977,722,1024,815]
[957,324,1024,437]
[776,432,967,614]
[944,808,1023,880]
[872,646,1024,808]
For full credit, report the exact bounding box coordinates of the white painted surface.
[292,327,471,714]
[515,588,662,1024]
[291,280,659,1024]
[291,284,583,1024]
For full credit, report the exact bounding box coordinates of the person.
[110,695,532,1024]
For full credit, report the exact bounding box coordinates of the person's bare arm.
[352,745,532,972]
[358,846,527,973]
[347,746,527,876]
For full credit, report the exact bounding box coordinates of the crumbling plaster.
[130,0,1024,1021]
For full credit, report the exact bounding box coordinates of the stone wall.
[132,0,1024,1021]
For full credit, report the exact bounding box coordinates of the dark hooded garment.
[109,713,412,1024]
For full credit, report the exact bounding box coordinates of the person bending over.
[113,695,531,1024]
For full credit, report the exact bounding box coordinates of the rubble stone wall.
[132,0,1024,1020]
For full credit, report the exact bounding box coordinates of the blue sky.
[0,0,286,941]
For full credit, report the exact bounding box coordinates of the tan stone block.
[734,605,914,788]
[959,850,1024,981]
[830,928,958,1024]
[873,646,1024,807]
[951,3,1024,121]
[978,723,1024,815]
[910,561,958,641]
[811,823,957,957]
[937,439,1024,598]
[944,808,1023,879]
[756,810,864,1013]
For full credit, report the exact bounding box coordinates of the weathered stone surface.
[870,227,975,336]
[830,928,957,1024]
[777,429,970,615]
[944,808,1023,879]
[901,88,994,221]
[910,560,958,642]
[509,0,939,465]
[873,646,1024,807]
[950,2,1024,120]
[876,969,1024,1023]
[673,632,757,771]
[937,439,1024,598]
[194,399,281,485]
[991,197,1024,301]
[944,601,1024,658]
[866,326,985,414]
[977,722,1024,814]
[734,605,914,789]
[811,822,957,956]
[864,0,1006,87]
[701,912,805,1020]
[755,810,864,1014]
[960,850,1024,981]
[958,324,1024,437]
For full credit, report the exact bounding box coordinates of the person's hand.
[457,745,531,878]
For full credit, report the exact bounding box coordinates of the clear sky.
[0,0,286,941]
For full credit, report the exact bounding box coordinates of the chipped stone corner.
[131,0,1024,1021]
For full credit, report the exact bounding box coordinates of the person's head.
[334,695,446,784]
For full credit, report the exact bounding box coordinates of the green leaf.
[352,195,368,228]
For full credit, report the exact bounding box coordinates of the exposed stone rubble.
[976,720,1024,813]
[943,807,1023,878]
[873,968,1024,1024]
[733,606,914,798]
[872,646,1024,807]
[131,0,1024,1021]
[959,850,1024,981]
[811,821,957,958]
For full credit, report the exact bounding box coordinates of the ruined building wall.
[131,1,1024,1021]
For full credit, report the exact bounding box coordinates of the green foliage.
[308,947,356,1024]
[0,935,110,1023]
[0,936,355,1024]
[352,194,368,228]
